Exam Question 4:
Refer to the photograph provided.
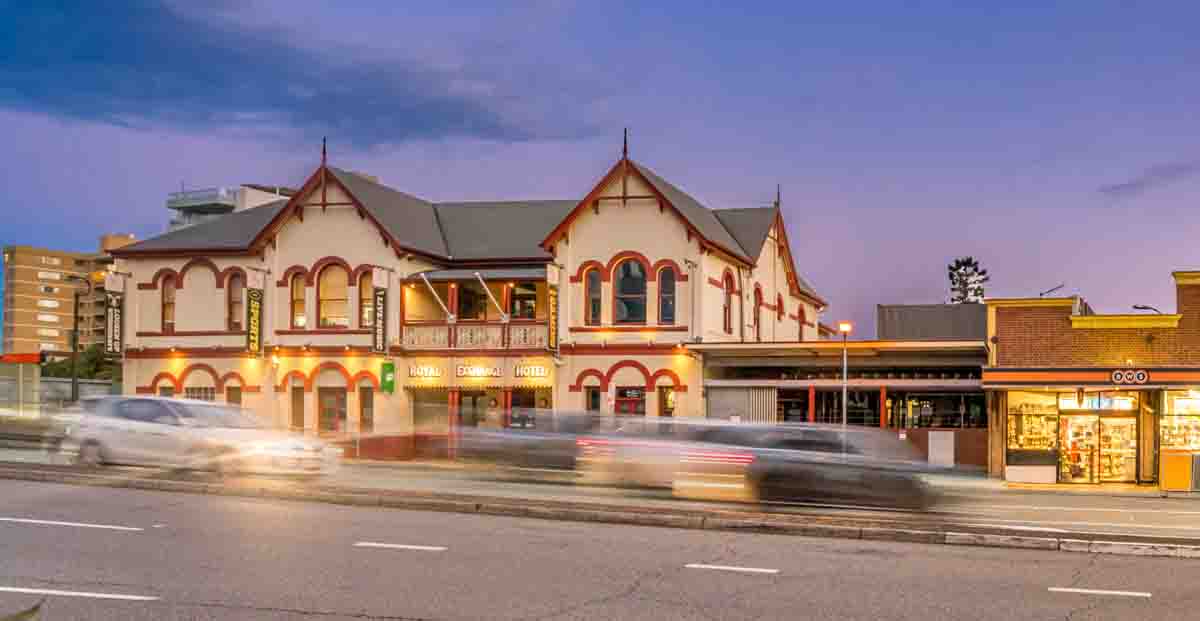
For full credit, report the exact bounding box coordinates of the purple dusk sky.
[2,2,1199,336]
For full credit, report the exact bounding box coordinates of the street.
[2,478,1200,620]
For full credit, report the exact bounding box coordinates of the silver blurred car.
[67,396,338,477]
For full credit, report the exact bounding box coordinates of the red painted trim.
[350,264,373,283]
[570,368,607,391]
[177,257,222,290]
[135,387,154,394]
[776,293,785,321]
[568,360,687,393]
[351,369,381,390]
[649,368,686,391]
[605,251,654,281]
[570,260,608,284]
[561,343,682,355]
[707,277,725,289]
[650,259,687,281]
[242,386,262,394]
[149,371,181,394]
[220,266,247,289]
[389,348,548,357]
[276,265,308,287]
[179,363,222,389]
[808,385,816,423]
[277,370,309,393]
[136,330,247,337]
[880,386,888,428]
[306,360,353,391]
[306,256,353,286]
[220,371,247,387]
[568,325,689,333]
[139,267,178,291]
[275,329,371,335]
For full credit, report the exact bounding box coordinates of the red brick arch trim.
[651,259,688,281]
[351,369,381,390]
[306,256,353,286]
[276,265,308,287]
[219,371,246,387]
[650,369,687,392]
[178,258,223,290]
[138,267,180,291]
[306,360,353,391]
[276,370,308,392]
[220,266,247,289]
[147,371,182,394]
[605,251,655,282]
[570,260,608,283]
[569,368,608,392]
[180,363,222,389]
[350,264,374,283]
[604,359,653,388]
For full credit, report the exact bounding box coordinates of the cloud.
[1099,161,1200,198]
[0,1,595,148]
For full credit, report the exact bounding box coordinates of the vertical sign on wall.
[381,361,396,394]
[546,263,559,356]
[246,288,264,355]
[103,272,124,356]
[372,270,388,354]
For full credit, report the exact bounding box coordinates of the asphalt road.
[3,478,1200,620]
[8,446,1200,541]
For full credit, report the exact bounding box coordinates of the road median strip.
[3,463,1200,559]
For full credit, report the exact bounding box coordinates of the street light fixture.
[837,321,853,433]
[1132,304,1163,315]
[63,274,93,403]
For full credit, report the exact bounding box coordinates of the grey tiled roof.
[630,161,753,262]
[117,199,289,253]
[327,167,448,258]
[714,206,823,304]
[433,200,575,261]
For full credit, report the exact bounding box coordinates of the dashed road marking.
[0,517,142,532]
[0,586,159,601]
[685,563,779,575]
[354,541,447,552]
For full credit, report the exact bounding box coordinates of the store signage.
[409,365,443,378]
[104,292,123,356]
[245,288,264,355]
[1111,369,1149,385]
[547,283,559,355]
[372,288,387,354]
[381,361,396,394]
[457,365,501,378]
[514,364,549,378]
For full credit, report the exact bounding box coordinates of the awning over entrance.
[406,267,545,282]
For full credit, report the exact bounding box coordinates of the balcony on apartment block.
[401,268,551,351]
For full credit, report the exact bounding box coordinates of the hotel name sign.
[408,364,550,380]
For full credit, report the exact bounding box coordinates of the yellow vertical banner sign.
[246,288,264,355]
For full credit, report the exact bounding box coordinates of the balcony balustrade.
[401,321,548,351]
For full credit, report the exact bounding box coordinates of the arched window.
[722,272,734,335]
[584,268,602,325]
[658,267,676,325]
[753,286,763,342]
[358,272,374,328]
[290,274,306,329]
[317,265,349,328]
[613,260,647,324]
[227,272,245,331]
[161,275,176,333]
[776,293,784,322]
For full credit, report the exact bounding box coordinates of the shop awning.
[406,267,546,282]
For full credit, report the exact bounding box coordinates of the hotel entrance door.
[1058,414,1138,484]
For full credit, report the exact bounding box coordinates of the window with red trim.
[584,268,602,325]
[722,272,734,334]
[290,274,306,329]
[317,265,349,328]
[776,293,784,322]
[797,305,807,340]
[753,287,763,342]
[161,275,176,333]
[358,272,374,328]
[658,267,676,325]
[227,272,245,331]
[613,260,646,324]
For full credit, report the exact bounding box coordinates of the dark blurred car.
[457,410,598,470]
[580,420,937,510]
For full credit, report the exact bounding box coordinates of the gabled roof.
[433,200,575,261]
[116,199,289,254]
[628,162,753,262]
[713,207,777,259]
[326,167,448,259]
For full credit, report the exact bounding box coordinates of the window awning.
[405,267,546,282]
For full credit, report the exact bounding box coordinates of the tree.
[41,344,122,382]
[947,256,990,304]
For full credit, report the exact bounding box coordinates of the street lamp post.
[837,321,853,429]
[64,274,94,403]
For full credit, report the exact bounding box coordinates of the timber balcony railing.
[401,320,550,351]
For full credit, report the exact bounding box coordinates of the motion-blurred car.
[457,410,597,470]
[579,420,937,510]
[67,396,338,477]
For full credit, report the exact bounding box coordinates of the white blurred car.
[67,396,338,477]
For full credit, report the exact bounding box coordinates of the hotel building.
[110,148,824,458]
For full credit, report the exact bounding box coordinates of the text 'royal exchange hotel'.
[109,147,825,458]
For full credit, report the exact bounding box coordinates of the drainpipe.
[736,266,746,343]
[684,259,698,340]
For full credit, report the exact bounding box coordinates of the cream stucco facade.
[112,152,825,458]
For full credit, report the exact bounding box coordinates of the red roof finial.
[622,127,628,160]
[321,137,327,166]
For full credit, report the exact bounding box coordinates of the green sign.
[381,361,396,394]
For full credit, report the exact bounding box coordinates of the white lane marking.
[961,523,1072,533]
[0,586,159,601]
[685,563,779,575]
[0,517,143,532]
[1048,587,1151,598]
[152,524,166,529]
[353,541,447,552]
[956,504,1200,516]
